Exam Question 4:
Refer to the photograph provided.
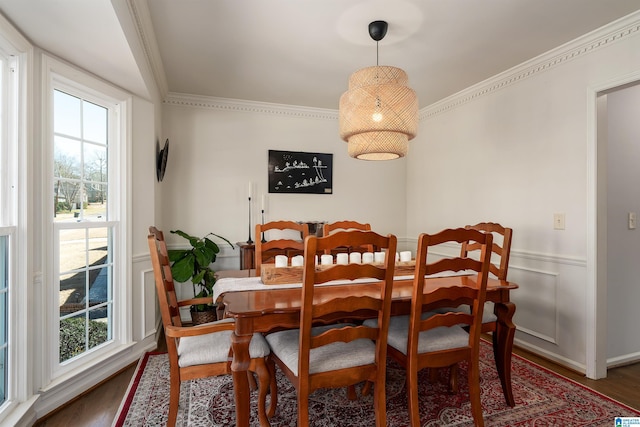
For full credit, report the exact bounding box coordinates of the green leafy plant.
[168,229,234,312]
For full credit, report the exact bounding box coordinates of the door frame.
[587,71,640,379]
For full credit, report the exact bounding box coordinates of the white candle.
[261,194,266,211]
[336,253,349,265]
[349,252,362,264]
[400,251,412,262]
[320,254,333,265]
[248,182,252,198]
[275,255,288,268]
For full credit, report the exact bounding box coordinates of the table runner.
[212,274,417,303]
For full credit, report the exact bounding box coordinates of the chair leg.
[407,364,421,427]
[267,356,278,418]
[248,370,258,391]
[361,380,373,396]
[297,385,310,427]
[373,375,387,427]
[449,363,459,394]
[467,358,484,427]
[168,378,180,427]
[254,360,272,427]
[347,384,357,400]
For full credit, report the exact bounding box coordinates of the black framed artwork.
[268,150,333,194]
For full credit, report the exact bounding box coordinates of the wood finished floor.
[34,343,640,427]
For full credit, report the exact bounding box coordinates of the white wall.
[606,83,640,365]
[407,16,640,371]
[159,97,408,276]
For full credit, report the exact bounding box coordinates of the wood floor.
[34,343,640,427]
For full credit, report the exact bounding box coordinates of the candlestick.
[246,196,253,244]
[261,209,266,243]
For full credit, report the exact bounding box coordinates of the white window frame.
[0,13,31,424]
[42,54,131,381]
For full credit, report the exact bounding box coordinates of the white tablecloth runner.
[213,274,416,303]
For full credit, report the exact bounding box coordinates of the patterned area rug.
[113,341,640,426]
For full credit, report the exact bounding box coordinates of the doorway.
[589,73,640,379]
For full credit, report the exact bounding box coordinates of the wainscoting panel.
[509,266,559,344]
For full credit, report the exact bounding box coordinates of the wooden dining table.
[219,273,518,427]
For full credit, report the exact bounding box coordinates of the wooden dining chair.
[370,228,493,427]
[429,222,513,398]
[147,226,276,427]
[322,220,373,254]
[265,230,397,427]
[255,220,309,275]
[461,222,513,330]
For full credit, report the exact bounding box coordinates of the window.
[0,43,16,410]
[54,90,113,363]
[46,56,129,377]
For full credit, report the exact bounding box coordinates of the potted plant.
[168,229,234,325]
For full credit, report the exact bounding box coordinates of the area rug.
[113,341,640,426]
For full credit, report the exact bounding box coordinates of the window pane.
[84,143,107,183]
[0,235,7,404]
[54,90,81,138]
[54,180,83,222]
[88,266,109,308]
[83,101,107,144]
[54,136,82,179]
[59,271,86,318]
[87,227,109,266]
[88,305,110,349]
[60,313,87,363]
[83,183,107,220]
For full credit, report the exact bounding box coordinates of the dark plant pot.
[190,305,218,325]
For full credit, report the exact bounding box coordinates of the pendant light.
[339,20,418,160]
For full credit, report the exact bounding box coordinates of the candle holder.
[246,196,253,244]
[261,209,267,243]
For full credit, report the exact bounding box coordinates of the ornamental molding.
[164,93,338,120]
[420,14,640,120]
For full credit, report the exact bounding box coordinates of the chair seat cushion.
[432,302,497,323]
[364,314,469,355]
[178,319,270,367]
[265,323,376,376]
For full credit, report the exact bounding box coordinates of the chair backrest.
[148,226,183,329]
[461,222,512,280]
[299,230,397,381]
[322,220,373,254]
[255,220,309,275]
[411,228,493,355]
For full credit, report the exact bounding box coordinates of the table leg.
[493,301,516,407]
[231,327,253,427]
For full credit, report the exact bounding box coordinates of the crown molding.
[420,11,640,120]
[164,92,339,120]
[126,0,168,98]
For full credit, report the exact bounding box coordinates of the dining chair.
[322,220,373,254]
[461,222,513,329]
[265,230,397,427]
[367,228,493,427]
[255,220,309,275]
[433,222,513,382]
[147,226,276,427]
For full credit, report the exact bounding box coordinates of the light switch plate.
[554,213,565,230]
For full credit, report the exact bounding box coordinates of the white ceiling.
[1,0,639,109]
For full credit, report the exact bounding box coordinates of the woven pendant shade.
[339,65,418,160]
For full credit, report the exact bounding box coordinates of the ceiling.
[1,0,640,110]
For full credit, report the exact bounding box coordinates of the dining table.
[216,272,518,427]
